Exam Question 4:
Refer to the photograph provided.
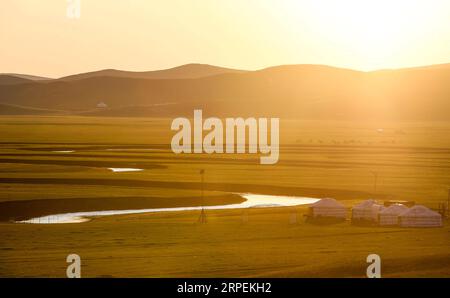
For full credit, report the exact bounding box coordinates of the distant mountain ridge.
[59,63,246,81]
[0,73,52,84]
[0,63,449,121]
[0,75,33,85]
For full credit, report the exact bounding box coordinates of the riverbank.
[1,206,448,277]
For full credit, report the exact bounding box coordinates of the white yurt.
[378,204,409,226]
[352,199,384,222]
[308,198,347,219]
[96,101,108,108]
[399,205,442,227]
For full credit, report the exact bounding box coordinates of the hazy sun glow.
[294,0,444,70]
[0,0,449,77]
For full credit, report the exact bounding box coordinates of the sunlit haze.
[1,0,449,77]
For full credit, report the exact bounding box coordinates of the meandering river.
[18,193,320,224]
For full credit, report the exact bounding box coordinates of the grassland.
[0,115,449,277]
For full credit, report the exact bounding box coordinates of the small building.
[96,102,108,108]
[351,199,384,223]
[399,205,442,228]
[378,204,409,226]
[308,198,347,220]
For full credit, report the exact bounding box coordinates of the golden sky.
[1,0,449,77]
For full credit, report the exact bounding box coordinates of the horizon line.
[2,61,450,80]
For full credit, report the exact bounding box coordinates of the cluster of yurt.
[307,198,347,222]
[349,200,443,227]
[307,198,443,228]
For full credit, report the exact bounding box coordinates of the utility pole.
[447,188,449,218]
[198,169,207,223]
[371,171,378,196]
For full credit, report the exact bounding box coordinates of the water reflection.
[18,193,320,224]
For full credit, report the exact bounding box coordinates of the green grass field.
[0,116,449,277]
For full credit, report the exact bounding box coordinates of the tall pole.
[201,170,204,204]
[371,171,378,197]
[198,169,207,223]
[447,188,449,218]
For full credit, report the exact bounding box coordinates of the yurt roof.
[399,205,440,217]
[353,199,378,209]
[310,198,345,208]
[379,204,408,215]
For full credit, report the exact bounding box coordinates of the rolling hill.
[0,75,34,85]
[0,64,449,121]
[0,74,51,85]
[59,63,246,81]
